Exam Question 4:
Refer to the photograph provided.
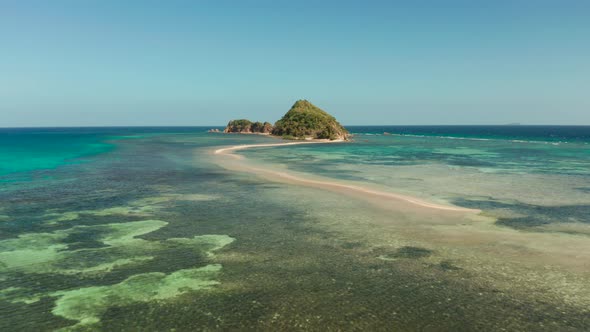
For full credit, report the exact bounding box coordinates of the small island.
[223,120,273,134]
[223,100,349,140]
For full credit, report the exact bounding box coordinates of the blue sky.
[1,1,589,126]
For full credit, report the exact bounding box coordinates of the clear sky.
[1,1,589,126]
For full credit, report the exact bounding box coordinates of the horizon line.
[2,124,590,129]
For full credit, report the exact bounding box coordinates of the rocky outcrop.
[251,121,273,134]
[223,119,273,134]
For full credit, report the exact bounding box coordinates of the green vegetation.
[251,121,273,133]
[222,100,348,139]
[224,119,253,133]
[272,100,348,140]
[224,120,273,134]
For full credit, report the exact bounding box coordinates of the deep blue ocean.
[348,125,590,143]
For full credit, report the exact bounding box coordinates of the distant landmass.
[222,100,349,140]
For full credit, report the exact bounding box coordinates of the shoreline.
[213,140,479,213]
[214,139,341,156]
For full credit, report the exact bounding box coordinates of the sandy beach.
[213,140,479,213]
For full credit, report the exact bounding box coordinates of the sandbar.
[213,141,479,213]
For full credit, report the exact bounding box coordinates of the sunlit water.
[1,126,589,331]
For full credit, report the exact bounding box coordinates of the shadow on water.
[373,246,433,259]
[575,187,590,193]
[453,198,590,232]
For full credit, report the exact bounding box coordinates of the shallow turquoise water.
[0,129,112,179]
[241,127,590,232]
[243,127,590,176]
[1,126,590,331]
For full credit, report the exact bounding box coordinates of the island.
[222,100,349,141]
[223,120,273,134]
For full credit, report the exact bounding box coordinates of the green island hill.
[222,100,349,140]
